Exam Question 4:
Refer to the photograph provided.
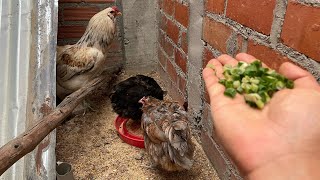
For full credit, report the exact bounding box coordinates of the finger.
[235,53,269,68]
[203,65,220,92]
[204,59,224,79]
[279,62,320,90]
[203,68,246,110]
[217,54,239,66]
[279,62,313,80]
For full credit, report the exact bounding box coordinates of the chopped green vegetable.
[224,88,237,98]
[244,93,265,109]
[218,60,294,109]
[233,80,241,89]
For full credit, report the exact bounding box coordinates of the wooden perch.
[0,75,111,175]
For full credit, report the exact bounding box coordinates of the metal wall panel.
[0,0,58,179]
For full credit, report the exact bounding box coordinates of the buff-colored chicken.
[56,6,121,100]
[139,96,195,171]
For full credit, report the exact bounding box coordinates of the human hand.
[203,53,320,179]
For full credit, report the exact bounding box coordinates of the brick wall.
[203,0,320,179]
[158,0,320,179]
[57,0,124,69]
[157,0,189,105]
[58,0,320,179]
[203,0,320,73]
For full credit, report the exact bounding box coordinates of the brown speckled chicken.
[139,96,195,171]
[56,6,121,100]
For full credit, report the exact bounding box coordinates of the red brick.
[202,104,221,144]
[174,49,187,73]
[163,0,175,16]
[281,1,320,61]
[82,0,114,2]
[58,8,63,21]
[159,14,168,31]
[59,0,114,2]
[63,7,100,21]
[203,46,215,69]
[82,0,115,3]
[159,31,174,57]
[58,25,86,39]
[174,2,189,27]
[203,17,232,53]
[226,0,276,35]
[158,47,167,68]
[166,19,180,45]
[205,0,225,14]
[167,60,178,84]
[158,0,163,9]
[181,31,188,54]
[200,131,227,179]
[108,41,121,53]
[158,64,185,105]
[178,75,187,95]
[59,0,81,2]
[247,40,290,70]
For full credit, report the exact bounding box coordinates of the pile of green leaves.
[217,60,294,109]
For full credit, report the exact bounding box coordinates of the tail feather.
[166,120,194,169]
[168,121,188,153]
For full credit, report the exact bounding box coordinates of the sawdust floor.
[56,71,220,180]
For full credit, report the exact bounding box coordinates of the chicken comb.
[111,6,120,12]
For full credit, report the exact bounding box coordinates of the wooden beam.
[0,75,110,175]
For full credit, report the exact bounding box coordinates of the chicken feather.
[110,75,165,121]
[140,97,195,171]
[56,6,121,100]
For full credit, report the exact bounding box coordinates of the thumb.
[279,62,320,90]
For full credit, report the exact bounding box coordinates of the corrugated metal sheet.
[0,0,58,179]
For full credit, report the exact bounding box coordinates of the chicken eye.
[110,10,115,14]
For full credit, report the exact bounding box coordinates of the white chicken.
[56,6,122,100]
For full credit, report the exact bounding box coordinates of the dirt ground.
[56,71,220,180]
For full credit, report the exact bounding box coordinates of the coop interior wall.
[122,0,159,73]
[57,0,320,179]
[158,0,320,179]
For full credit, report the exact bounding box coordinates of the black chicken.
[110,75,165,121]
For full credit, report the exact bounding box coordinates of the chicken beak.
[117,12,122,16]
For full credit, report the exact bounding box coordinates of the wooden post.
[0,75,110,175]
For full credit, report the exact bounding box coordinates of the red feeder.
[114,116,145,149]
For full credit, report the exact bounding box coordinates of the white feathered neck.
[76,7,117,54]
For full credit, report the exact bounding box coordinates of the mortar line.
[205,12,320,80]
[223,0,228,17]
[296,0,320,7]
[158,45,187,97]
[159,28,189,58]
[269,0,288,46]
[159,10,188,31]
[159,43,187,79]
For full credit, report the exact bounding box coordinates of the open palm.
[203,53,320,177]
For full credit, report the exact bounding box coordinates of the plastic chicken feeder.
[114,116,145,149]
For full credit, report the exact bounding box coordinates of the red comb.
[112,6,120,12]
